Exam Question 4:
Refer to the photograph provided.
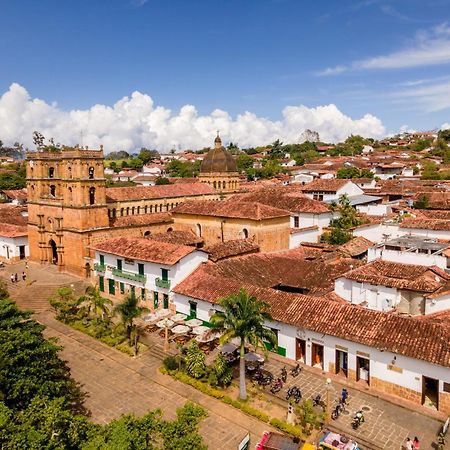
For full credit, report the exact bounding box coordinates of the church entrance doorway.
[49,239,58,264]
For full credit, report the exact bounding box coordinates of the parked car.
[318,431,360,450]
[255,431,312,450]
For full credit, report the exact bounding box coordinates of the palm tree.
[210,288,277,400]
[79,286,113,322]
[114,294,148,345]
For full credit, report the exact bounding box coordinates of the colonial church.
[26,135,247,276]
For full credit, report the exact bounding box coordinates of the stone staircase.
[5,279,89,313]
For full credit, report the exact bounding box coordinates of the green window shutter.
[138,263,145,275]
[161,268,169,281]
[108,279,115,295]
[100,254,105,265]
[117,259,122,270]
[163,294,169,309]
[153,291,159,308]
[130,286,135,300]
[99,276,104,292]
[141,288,146,301]
[120,282,125,294]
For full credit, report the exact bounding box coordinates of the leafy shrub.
[185,341,206,379]
[163,356,179,371]
[270,418,303,438]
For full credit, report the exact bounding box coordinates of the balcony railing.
[155,277,171,289]
[93,263,106,272]
[112,268,146,283]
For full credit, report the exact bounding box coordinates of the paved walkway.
[35,311,272,449]
[261,357,448,450]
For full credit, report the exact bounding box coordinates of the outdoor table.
[171,324,190,334]
[171,313,187,323]
[156,319,174,328]
[192,325,210,335]
[185,318,202,327]
[220,343,238,354]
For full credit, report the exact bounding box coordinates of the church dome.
[200,134,238,173]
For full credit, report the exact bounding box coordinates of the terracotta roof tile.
[232,186,330,214]
[150,230,203,246]
[173,264,450,367]
[171,200,290,220]
[0,223,27,238]
[91,236,198,265]
[340,260,450,292]
[205,239,260,262]
[0,205,28,226]
[1,189,27,201]
[400,218,450,231]
[106,183,216,202]
[110,213,172,228]
[301,179,351,192]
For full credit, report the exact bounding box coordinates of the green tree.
[79,286,113,322]
[413,195,429,209]
[166,160,201,177]
[337,167,374,179]
[114,294,148,345]
[344,135,366,154]
[421,161,441,180]
[128,158,144,170]
[236,153,254,172]
[413,138,433,151]
[322,227,352,245]
[139,148,160,164]
[210,289,277,400]
[155,177,171,185]
[185,341,207,379]
[211,352,232,387]
[438,128,450,142]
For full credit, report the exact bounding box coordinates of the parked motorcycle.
[331,400,345,420]
[290,363,301,377]
[286,386,302,403]
[281,366,287,383]
[351,410,365,430]
[312,394,325,409]
[252,370,273,386]
[270,378,283,394]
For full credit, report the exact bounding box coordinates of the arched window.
[242,228,249,239]
[48,167,55,178]
[150,205,153,213]
[89,187,95,205]
[137,206,140,214]
[49,185,56,197]
[121,208,124,216]
[112,209,116,218]
[68,187,73,203]
[144,205,148,214]
[132,207,135,215]
[68,166,72,179]
[88,167,94,179]
[167,227,173,232]
[48,218,54,232]
[144,231,151,237]
[213,181,217,189]
[222,181,226,190]
[196,223,202,237]
[126,207,130,216]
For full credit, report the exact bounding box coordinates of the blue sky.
[0,0,450,150]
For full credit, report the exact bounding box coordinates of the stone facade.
[172,213,290,252]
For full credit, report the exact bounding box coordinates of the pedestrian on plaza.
[404,437,413,450]
[14,273,18,283]
[413,437,420,449]
[22,271,26,281]
[341,388,348,404]
[10,274,14,284]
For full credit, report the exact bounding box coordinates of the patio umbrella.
[244,352,264,363]
[220,343,238,354]
[192,326,209,335]
[156,319,174,328]
[171,324,190,334]
[171,313,187,323]
[185,318,202,327]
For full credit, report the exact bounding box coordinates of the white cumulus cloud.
[442,122,450,130]
[0,83,385,152]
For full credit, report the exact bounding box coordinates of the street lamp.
[325,378,332,424]
[164,317,169,353]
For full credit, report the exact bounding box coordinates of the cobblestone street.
[262,357,448,450]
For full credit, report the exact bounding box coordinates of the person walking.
[412,437,420,449]
[341,388,348,404]
[404,437,413,450]
[22,271,26,281]
[10,273,14,284]
[14,273,18,283]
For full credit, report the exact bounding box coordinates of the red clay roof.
[110,213,172,228]
[173,264,450,367]
[150,230,203,246]
[106,183,216,202]
[0,205,28,226]
[340,260,450,292]
[0,223,27,238]
[412,191,450,209]
[1,189,27,201]
[400,218,450,231]
[232,186,330,214]
[205,239,260,262]
[91,237,198,265]
[301,179,351,192]
[171,200,290,220]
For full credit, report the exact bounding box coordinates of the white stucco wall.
[0,236,29,260]
[352,223,401,244]
[171,294,450,397]
[399,227,450,241]
[368,247,447,269]
[356,204,392,216]
[289,228,319,248]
